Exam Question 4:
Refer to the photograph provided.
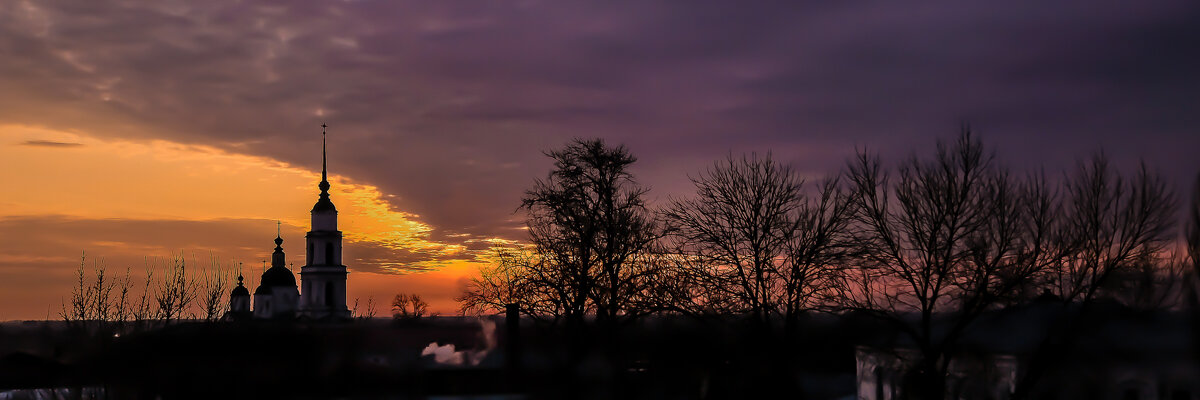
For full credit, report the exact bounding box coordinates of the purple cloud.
[0,0,1196,244]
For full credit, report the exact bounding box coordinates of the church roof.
[257,226,296,288]
[312,196,336,212]
[260,265,296,288]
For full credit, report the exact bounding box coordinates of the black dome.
[254,284,272,295]
[260,265,296,287]
[312,196,337,213]
[231,274,250,297]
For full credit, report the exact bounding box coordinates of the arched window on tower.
[325,282,333,307]
[325,243,334,265]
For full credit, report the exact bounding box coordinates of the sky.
[0,1,1198,320]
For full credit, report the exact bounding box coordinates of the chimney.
[505,303,522,380]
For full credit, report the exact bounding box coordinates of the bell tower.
[299,123,350,319]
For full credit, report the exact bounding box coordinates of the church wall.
[302,280,312,307]
[253,294,271,319]
[306,231,343,267]
[298,269,348,315]
[271,286,299,318]
[230,296,249,313]
[312,212,336,232]
[335,277,347,310]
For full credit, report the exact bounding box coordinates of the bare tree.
[110,267,134,329]
[1184,173,1200,303]
[197,256,231,321]
[663,153,854,332]
[132,264,156,327]
[365,296,378,319]
[642,251,742,316]
[392,293,428,321]
[1010,155,1177,400]
[459,247,550,317]
[351,297,380,320]
[835,131,1059,400]
[154,254,197,323]
[516,138,661,328]
[61,253,140,337]
[1185,172,1200,379]
[1106,251,1188,311]
[61,254,93,325]
[664,153,801,326]
[1046,155,1177,303]
[782,176,857,333]
[90,259,115,323]
[61,254,115,326]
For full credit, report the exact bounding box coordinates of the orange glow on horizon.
[0,124,504,319]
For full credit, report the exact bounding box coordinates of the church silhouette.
[226,124,351,320]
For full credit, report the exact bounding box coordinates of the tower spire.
[272,222,285,267]
[274,227,283,248]
[320,123,329,194]
[311,123,337,213]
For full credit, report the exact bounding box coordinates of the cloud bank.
[0,1,1198,318]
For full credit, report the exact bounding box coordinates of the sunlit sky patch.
[0,124,494,318]
[0,1,1197,320]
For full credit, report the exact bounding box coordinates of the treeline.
[458,130,1200,398]
[60,253,236,333]
[62,251,421,331]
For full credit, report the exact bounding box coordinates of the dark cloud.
[19,140,83,147]
[0,215,441,275]
[0,215,308,269]
[0,0,1198,244]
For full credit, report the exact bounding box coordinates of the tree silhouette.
[781,174,856,333]
[1188,173,1200,375]
[1012,155,1178,399]
[517,138,661,328]
[835,130,1060,400]
[663,153,854,331]
[664,153,800,325]
[1045,154,1176,303]
[458,247,558,318]
[391,293,428,321]
[61,253,138,335]
[153,254,198,323]
[197,257,232,321]
[365,296,378,319]
[1187,174,1200,308]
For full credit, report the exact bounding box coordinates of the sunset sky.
[1,1,1198,320]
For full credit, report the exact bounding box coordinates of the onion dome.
[230,274,249,297]
[260,266,295,287]
[259,231,296,287]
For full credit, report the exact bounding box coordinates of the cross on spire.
[321,123,328,183]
